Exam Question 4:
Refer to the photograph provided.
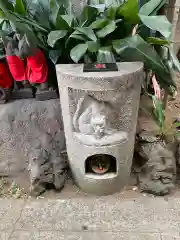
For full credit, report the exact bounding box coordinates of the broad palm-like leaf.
[139,14,172,40]
[113,34,176,88]
[139,0,166,16]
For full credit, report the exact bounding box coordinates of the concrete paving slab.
[161,234,180,240]
[9,231,161,240]
[14,197,180,233]
[0,199,25,231]
[0,231,12,240]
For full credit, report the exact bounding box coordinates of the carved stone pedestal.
[56,62,144,195]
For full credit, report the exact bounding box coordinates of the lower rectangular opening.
[85,154,117,175]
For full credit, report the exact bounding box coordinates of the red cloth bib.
[0,62,13,89]
[26,49,48,84]
[6,55,26,82]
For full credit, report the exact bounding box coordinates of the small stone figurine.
[3,34,57,101]
[0,58,13,103]
[3,35,34,99]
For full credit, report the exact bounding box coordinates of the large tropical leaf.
[117,0,139,24]
[139,0,166,16]
[139,14,172,40]
[79,5,98,24]
[11,12,48,32]
[27,0,51,29]
[105,6,118,20]
[0,9,6,19]
[88,40,100,52]
[70,43,88,62]
[14,0,26,15]
[90,18,109,29]
[56,13,73,29]
[97,46,116,63]
[75,27,97,41]
[96,21,117,38]
[60,15,74,27]
[47,30,68,47]
[65,30,86,47]
[0,0,14,12]
[113,34,175,87]
[49,0,63,26]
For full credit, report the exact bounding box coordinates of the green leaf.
[147,37,170,45]
[14,0,26,15]
[27,0,51,29]
[70,43,88,63]
[49,49,61,64]
[76,27,97,41]
[88,41,100,52]
[2,21,13,34]
[117,0,139,24]
[69,33,85,41]
[96,21,117,38]
[60,15,74,27]
[0,0,14,12]
[139,14,172,40]
[113,35,175,87]
[106,6,117,20]
[56,14,73,29]
[65,30,85,47]
[97,46,116,63]
[90,4,106,13]
[139,0,166,16]
[0,10,6,19]
[47,30,68,47]
[152,95,165,131]
[90,18,109,29]
[79,5,98,24]
[49,0,63,27]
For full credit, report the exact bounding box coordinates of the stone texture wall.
[0,99,67,195]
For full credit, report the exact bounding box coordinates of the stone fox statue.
[3,34,48,89]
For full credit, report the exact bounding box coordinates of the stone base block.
[11,89,34,99]
[35,89,58,101]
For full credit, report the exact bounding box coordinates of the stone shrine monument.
[56,62,144,195]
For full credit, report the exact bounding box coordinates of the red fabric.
[26,49,48,84]
[0,62,13,89]
[6,56,26,82]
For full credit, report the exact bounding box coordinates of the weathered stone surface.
[134,130,176,196]
[0,99,67,195]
